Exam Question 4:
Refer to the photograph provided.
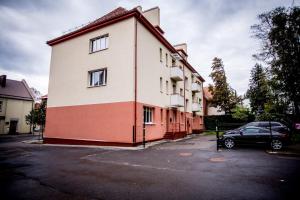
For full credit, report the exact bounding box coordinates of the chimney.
[0,75,7,87]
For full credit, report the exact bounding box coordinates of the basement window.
[90,34,109,53]
[89,69,107,87]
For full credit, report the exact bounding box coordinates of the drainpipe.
[183,66,186,133]
[133,16,138,144]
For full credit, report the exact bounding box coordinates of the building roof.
[203,87,213,100]
[46,6,205,82]
[0,79,34,101]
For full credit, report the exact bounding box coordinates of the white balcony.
[192,103,201,112]
[170,94,184,107]
[191,82,201,92]
[170,66,184,81]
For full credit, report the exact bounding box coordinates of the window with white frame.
[144,107,154,124]
[90,34,109,53]
[165,53,168,67]
[160,77,163,92]
[166,81,169,94]
[0,101,3,112]
[159,48,162,62]
[89,69,107,87]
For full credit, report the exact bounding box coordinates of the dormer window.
[90,34,109,53]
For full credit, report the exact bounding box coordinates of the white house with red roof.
[45,6,205,146]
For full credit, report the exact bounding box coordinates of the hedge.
[204,115,254,131]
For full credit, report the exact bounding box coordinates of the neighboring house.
[45,6,205,146]
[0,75,34,134]
[203,87,225,116]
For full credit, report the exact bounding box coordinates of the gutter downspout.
[183,66,186,134]
[133,16,138,144]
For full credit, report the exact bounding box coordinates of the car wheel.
[224,138,235,149]
[271,139,283,150]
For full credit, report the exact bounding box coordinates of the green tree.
[252,6,300,117]
[26,100,46,131]
[246,63,270,114]
[209,57,241,114]
[232,105,253,121]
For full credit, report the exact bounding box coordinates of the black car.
[243,121,290,134]
[219,126,289,150]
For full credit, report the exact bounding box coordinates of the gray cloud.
[0,0,298,94]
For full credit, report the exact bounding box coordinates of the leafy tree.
[232,105,253,121]
[26,100,46,131]
[252,6,300,118]
[209,57,242,114]
[246,63,271,114]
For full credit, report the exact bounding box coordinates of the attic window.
[90,34,109,53]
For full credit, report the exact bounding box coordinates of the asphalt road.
[0,134,299,200]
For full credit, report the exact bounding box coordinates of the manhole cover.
[179,152,192,157]
[209,157,225,162]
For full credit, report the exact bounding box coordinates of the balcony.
[170,66,184,81]
[192,102,201,112]
[170,94,184,107]
[191,82,201,92]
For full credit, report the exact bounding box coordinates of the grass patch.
[203,131,224,136]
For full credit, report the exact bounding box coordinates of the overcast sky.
[0,0,298,95]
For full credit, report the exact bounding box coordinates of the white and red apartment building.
[45,6,205,146]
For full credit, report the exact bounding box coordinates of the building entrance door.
[9,120,18,134]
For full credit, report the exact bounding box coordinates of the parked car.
[242,121,290,135]
[219,126,289,150]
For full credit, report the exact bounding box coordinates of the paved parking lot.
[0,134,300,200]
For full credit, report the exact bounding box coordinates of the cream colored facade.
[207,106,225,116]
[137,9,203,115]
[48,18,135,107]
[0,98,33,134]
[47,7,203,114]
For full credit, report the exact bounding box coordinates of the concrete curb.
[22,139,170,151]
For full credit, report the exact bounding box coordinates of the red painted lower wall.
[45,102,135,143]
[44,101,204,145]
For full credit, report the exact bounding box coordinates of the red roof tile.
[0,79,33,101]
[78,7,128,31]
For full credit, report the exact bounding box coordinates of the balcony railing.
[192,102,201,112]
[170,93,184,107]
[191,82,201,92]
[170,66,184,81]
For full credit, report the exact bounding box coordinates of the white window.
[90,34,109,53]
[172,59,176,66]
[89,69,107,87]
[144,107,154,124]
[166,81,169,95]
[159,48,162,62]
[160,77,163,92]
[166,53,168,67]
